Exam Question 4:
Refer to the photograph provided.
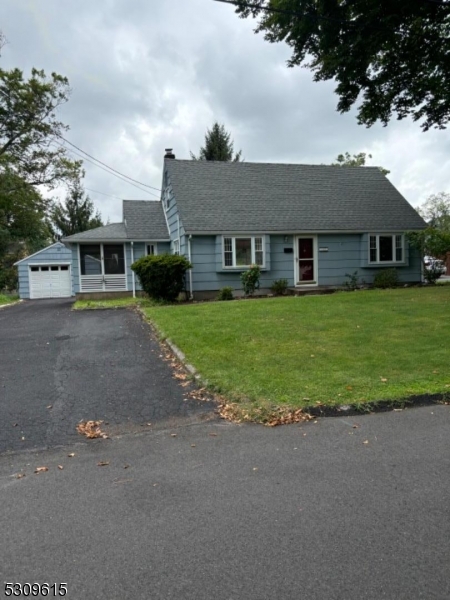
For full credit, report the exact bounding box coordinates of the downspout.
[177,215,180,249]
[188,235,193,300]
[131,241,136,298]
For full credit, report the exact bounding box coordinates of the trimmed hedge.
[131,254,192,301]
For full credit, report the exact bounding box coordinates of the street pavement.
[1,404,449,600]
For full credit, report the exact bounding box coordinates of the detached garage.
[14,242,73,299]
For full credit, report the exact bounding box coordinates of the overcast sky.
[2,0,449,223]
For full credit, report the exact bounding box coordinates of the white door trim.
[294,235,318,287]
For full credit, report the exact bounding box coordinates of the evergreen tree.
[191,122,242,162]
[51,181,103,237]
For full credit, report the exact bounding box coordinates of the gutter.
[188,235,193,300]
[131,241,136,298]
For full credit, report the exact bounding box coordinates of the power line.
[54,141,161,199]
[58,136,162,192]
[84,187,125,200]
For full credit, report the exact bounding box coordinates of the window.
[222,236,265,268]
[80,244,125,275]
[146,244,156,256]
[61,266,69,271]
[173,240,179,255]
[369,235,404,264]
[30,266,39,272]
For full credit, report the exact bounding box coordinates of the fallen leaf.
[352,424,360,429]
[57,465,64,470]
[363,440,369,445]
[146,423,152,426]
[15,473,26,479]
[253,467,258,471]
[380,377,388,383]
[191,444,196,447]
[123,464,130,469]
[97,461,109,467]
[67,452,75,457]
[47,405,52,409]
[170,433,177,438]
[76,420,106,439]
[208,432,218,437]
[12,423,18,427]
[34,466,48,474]
[346,386,353,391]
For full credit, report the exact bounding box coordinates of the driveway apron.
[0,299,212,453]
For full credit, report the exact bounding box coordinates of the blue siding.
[191,235,295,292]
[17,243,73,299]
[163,168,188,257]
[189,233,422,294]
[317,234,421,286]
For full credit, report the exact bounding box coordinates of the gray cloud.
[1,0,449,223]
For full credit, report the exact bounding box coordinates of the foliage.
[190,122,242,161]
[217,286,234,301]
[73,297,154,310]
[143,287,450,411]
[51,180,103,237]
[373,268,399,289]
[0,171,52,290]
[270,278,289,295]
[0,293,19,306]
[131,254,192,302]
[332,152,390,176]
[234,1,450,131]
[0,67,82,188]
[417,193,450,231]
[241,264,261,296]
[407,228,450,284]
[344,271,364,291]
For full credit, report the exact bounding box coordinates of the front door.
[297,237,316,284]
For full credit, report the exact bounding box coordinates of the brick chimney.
[164,148,175,159]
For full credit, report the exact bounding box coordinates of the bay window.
[223,236,265,268]
[369,234,404,264]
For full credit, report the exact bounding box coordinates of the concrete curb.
[0,300,22,310]
[165,339,197,376]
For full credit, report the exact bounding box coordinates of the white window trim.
[172,239,180,255]
[145,243,158,256]
[222,235,265,269]
[368,234,405,264]
[78,243,128,292]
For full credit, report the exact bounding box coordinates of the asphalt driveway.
[0,299,213,454]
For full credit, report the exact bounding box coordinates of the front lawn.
[0,294,19,306]
[142,287,450,414]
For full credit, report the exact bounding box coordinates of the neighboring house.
[14,242,73,299]
[20,152,427,300]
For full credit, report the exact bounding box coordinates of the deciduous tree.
[232,0,450,131]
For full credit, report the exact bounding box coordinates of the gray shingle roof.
[123,200,169,240]
[62,201,169,242]
[165,160,426,233]
[62,222,127,242]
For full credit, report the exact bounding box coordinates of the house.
[20,151,426,300]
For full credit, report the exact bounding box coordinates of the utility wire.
[84,187,126,200]
[54,141,161,199]
[58,136,162,192]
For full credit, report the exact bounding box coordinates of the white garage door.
[29,265,72,299]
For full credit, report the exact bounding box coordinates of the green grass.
[142,287,450,412]
[0,293,19,306]
[73,297,154,310]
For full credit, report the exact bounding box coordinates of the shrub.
[217,286,234,301]
[423,263,444,285]
[344,271,363,291]
[131,254,192,301]
[241,265,261,296]
[373,268,399,289]
[270,278,289,295]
